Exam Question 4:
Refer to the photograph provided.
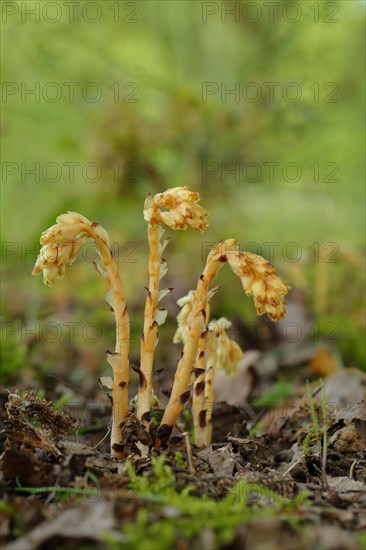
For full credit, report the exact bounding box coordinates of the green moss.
[173,452,185,470]
[109,456,310,550]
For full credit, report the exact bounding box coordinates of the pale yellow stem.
[192,305,210,447]
[137,223,160,422]
[88,227,130,458]
[156,254,226,448]
[204,331,217,445]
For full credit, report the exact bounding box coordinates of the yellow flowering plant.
[33,187,289,456]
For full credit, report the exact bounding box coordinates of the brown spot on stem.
[141,331,145,342]
[119,381,127,388]
[91,221,100,227]
[112,443,125,453]
[138,428,151,446]
[152,320,159,330]
[195,381,205,395]
[219,255,227,262]
[200,274,204,281]
[180,350,184,357]
[155,424,173,449]
[118,421,125,429]
[179,390,191,405]
[198,350,205,359]
[198,410,207,428]
[193,367,205,378]
[141,411,151,423]
[139,371,147,390]
[132,366,147,389]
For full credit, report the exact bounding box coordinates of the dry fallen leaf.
[322,370,366,408]
[327,476,366,506]
[2,420,62,458]
[4,498,121,550]
[0,440,55,487]
[198,444,236,477]
[214,351,260,405]
[335,401,366,424]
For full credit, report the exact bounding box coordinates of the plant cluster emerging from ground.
[32,187,289,457]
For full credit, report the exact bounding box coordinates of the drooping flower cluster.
[204,239,289,322]
[209,317,244,376]
[144,186,209,233]
[32,212,91,287]
[32,212,110,287]
[227,250,290,321]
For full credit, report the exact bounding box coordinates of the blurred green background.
[1,0,365,389]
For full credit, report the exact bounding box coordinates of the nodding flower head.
[205,240,289,322]
[209,317,244,376]
[32,212,109,287]
[227,251,290,322]
[144,186,209,233]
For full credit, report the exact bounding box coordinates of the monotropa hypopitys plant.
[33,187,290,456]
[32,212,130,458]
[155,237,289,448]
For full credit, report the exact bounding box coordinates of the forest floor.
[1,344,365,550]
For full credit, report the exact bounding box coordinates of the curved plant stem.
[155,252,227,448]
[89,229,130,458]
